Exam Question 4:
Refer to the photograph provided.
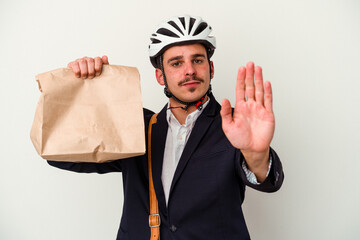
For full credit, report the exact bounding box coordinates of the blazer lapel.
[150,105,168,216]
[169,95,219,198]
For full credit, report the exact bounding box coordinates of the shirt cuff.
[241,155,273,185]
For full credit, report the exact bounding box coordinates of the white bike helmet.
[149,15,216,68]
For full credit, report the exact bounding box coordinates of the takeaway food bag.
[30,65,145,163]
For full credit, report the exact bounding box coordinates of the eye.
[193,59,203,64]
[171,61,181,67]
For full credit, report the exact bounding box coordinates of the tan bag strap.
[148,113,160,240]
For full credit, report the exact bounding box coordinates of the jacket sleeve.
[237,147,284,193]
[47,108,154,174]
[47,159,124,174]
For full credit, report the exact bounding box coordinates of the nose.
[185,61,196,76]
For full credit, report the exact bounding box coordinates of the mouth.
[181,81,201,87]
[179,77,204,87]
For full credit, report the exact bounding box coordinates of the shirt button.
[170,225,177,232]
[178,136,182,140]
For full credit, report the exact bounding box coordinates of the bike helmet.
[149,15,216,68]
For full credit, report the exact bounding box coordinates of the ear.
[210,61,214,79]
[155,68,165,85]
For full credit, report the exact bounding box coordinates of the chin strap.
[167,92,209,111]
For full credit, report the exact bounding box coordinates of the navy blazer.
[48,94,284,240]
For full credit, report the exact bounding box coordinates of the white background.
[1,0,359,239]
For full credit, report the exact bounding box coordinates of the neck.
[169,95,208,125]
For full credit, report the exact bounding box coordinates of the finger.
[255,66,264,106]
[94,57,103,76]
[236,66,246,105]
[102,55,109,64]
[220,99,233,132]
[78,59,88,78]
[68,61,81,78]
[264,81,273,112]
[245,62,255,101]
[86,57,95,78]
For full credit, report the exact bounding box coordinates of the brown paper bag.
[30,65,145,163]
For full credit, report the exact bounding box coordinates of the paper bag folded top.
[30,65,145,163]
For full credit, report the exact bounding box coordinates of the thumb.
[220,99,233,127]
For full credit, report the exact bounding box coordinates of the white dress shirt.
[161,99,272,205]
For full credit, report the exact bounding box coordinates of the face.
[156,43,214,103]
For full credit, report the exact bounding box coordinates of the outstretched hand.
[220,62,275,180]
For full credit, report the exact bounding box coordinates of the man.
[49,15,284,239]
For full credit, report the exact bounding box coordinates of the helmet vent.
[156,28,180,38]
[168,21,184,36]
[193,22,208,36]
[188,17,196,35]
[179,17,186,29]
[151,38,161,44]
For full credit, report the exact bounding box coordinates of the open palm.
[220,62,275,154]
